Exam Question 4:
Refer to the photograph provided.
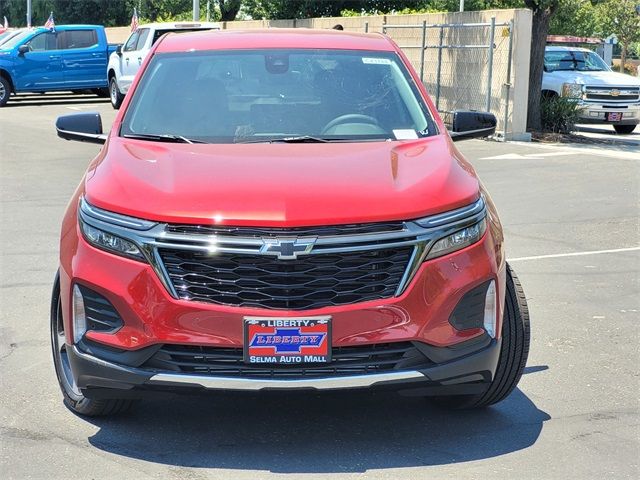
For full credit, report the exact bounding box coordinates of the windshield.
[0,30,32,49]
[544,50,610,72]
[121,49,435,144]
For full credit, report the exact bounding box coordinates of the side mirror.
[56,112,107,145]
[448,110,497,141]
[18,45,29,55]
[116,44,122,56]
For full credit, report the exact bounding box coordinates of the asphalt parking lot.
[1,93,638,479]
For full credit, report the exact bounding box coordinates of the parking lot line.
[509,246,640,262]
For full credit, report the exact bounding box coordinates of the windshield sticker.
[393,129,419,140]
[362,57,392,65]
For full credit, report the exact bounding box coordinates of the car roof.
[155,28,395,53]
[546,46,593,52]
[139,21,221,30]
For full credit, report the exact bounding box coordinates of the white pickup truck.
[107,22,220,108]
[542,46,640,134]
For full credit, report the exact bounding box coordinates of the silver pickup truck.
[542,46,640,134]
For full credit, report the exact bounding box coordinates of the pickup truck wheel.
[613,124,636,134]
[431,263,530,409]
[50,272,135,417]
[109,77,124,109]
[0,75,10,107]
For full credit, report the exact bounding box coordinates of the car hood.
[547,70,640,87]
[84,136,479,226]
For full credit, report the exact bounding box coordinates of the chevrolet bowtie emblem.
[260,238,317,259]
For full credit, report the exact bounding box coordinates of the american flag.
[44,12,55,31]
[130,8,139,32]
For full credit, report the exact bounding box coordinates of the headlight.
[561,83,583,98]
[425,218,487,260]
[79,220,144,259]
[78,197,148,261]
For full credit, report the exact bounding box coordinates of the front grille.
[142,342,431,378]
[159,247,414,310]
[585,87,640,102]
[165,222,406,237]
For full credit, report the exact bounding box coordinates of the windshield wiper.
[236,135,333,144]
[122,133,205,144]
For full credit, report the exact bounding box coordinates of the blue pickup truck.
[0,25,118,106]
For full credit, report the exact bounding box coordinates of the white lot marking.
[510,141,640,160]
[509,246,640,262]
[481,151,578,160]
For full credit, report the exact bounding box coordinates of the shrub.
[540,96,581,134]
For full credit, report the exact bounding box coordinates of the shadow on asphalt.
[84,374,550,473]
[7,93,110,108]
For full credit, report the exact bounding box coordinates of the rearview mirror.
[18,45,29,55]
[56,113,106,145]
[447,111,497,141]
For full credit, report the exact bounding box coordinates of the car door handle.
[49,55,60,59]
[137,57,142,64]
[125,57,129,63]
[91,53,101,57]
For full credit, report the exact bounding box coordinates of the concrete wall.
[105,9,532,138]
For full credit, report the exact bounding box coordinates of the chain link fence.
[381,18,514,137]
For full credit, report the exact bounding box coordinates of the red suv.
[51,29,530,416]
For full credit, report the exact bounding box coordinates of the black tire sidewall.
[613,124,636,134]
[109,77,122,109]
[50,272,86,407]
[0,76,10,107]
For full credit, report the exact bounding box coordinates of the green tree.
[599,0,640,72]
[549,0,602,36]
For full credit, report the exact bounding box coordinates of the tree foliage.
[599,0,640,71]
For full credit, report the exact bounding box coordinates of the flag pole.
[193,0,199,21]
[26,0,32,27]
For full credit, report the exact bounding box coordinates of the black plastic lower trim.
[68,338,501,399]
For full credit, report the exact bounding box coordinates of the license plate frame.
[605,112,623,122]
[244,316,331,365]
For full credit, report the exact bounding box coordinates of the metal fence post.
[419,20,427,82]
[365,21,369,33]
[503,20,514,140]
[435,26,444,110]
[485,16,496,112]
[382,21,386,35]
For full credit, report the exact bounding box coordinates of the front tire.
[50,272,134,416]
[613,124,636,134]
[0,75,11,107]
[432,263,530,409]
[109,77,124,109]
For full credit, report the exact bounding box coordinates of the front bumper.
[68,336,501,397]
[577,102,640,125]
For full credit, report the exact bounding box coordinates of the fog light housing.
[449,280,493,331]
[72,284,87,344]
[483,280,497,338]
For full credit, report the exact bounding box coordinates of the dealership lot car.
[51,29,529,416]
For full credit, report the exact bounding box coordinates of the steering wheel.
[321,114,380,134]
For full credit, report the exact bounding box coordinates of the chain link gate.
[381,18,514,138]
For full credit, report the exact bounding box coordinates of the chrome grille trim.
[78,197,487,307]
[584,85,640,103]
